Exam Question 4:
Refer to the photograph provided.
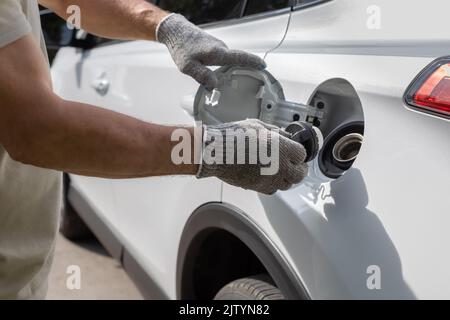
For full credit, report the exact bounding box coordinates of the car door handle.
[91,76,110,96]
[180,94,196,117]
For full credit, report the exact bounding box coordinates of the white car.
[49,0,450,299]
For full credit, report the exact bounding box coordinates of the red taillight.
[405,57,450,119]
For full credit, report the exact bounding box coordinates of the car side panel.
[223,0,450,299]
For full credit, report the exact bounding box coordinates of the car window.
[40,12,72,47]
[244,0,290,16]
[158,0,245,25]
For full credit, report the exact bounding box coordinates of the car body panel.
[51,0,450,299]
[223,0,450,299]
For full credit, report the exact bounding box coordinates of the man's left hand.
[156,13,267,90]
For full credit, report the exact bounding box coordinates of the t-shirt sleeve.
[0,0,31,48]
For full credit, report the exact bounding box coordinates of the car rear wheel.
[214,274,285,300]
[60,174,94,241]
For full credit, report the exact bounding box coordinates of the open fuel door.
[191,66,324,163]
[193,66,324,128]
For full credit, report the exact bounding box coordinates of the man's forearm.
[0,34,197,179]
[27,98,198,178]
[39,0,168,41]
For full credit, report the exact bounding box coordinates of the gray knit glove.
[197,119,308,195]
[156,13,266,90]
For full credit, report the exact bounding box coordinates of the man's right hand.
[197,119,309,195]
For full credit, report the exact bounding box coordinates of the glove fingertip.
[195,67,219,90]
[204,74,218,91]
[246,53,267,70]
[257,59,267,70]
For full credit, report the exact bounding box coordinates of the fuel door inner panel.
[193,67,365,182]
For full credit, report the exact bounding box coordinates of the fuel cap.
[285,122,323,163]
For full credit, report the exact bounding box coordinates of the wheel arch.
[176,202,310,300]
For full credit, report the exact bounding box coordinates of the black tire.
[60,174,94,241]
[214,274,285,300]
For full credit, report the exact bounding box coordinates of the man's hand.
[157,14,267,90]
[197,119,309,195]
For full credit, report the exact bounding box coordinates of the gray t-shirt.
[0,0,61,299]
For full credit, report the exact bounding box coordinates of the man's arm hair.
[38,0,168,41]
[0,34,198,178]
